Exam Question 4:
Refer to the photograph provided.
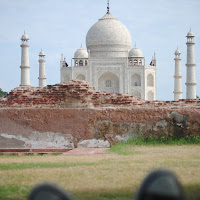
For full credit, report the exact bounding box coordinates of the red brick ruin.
[0,80,200,108]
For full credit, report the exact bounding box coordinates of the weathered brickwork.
[1,80,200,108]
[0,80,145,108]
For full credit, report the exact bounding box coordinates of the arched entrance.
[98,71,119,93]
[132,90,141,98]
[76,74,85,80]
[147,74,154,86]
[64,74,70,82]
[131,73,141,86]
[147,91,154,101]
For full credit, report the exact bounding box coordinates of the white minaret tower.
[38,50,46,87]
[173,48,183,101]
[20,32,31,86]
[185,29,196,99]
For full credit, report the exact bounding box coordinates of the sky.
[0,0,200,101]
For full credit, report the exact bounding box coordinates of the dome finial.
[134,42,136,48]
[107,0,110,14]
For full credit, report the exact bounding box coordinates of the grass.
[0,144,200,200]
[125,136,200,145]
[109,136,200,155]
[0,161,98,170]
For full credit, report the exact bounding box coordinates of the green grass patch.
[51,152,62,156]
[108,143,141,155]
[109,136,200,155]
[0,162,98,171]
[0,185,30,200]
[125,136,200,145]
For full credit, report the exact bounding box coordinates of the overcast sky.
[0,0,200,100]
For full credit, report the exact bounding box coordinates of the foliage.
[0,88,8,97]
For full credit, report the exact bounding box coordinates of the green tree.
[0,88,8,97]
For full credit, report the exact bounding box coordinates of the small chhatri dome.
[187,29,195,37]
[21,32,29,40]
[74,48,88,58]
[39,50,45,56]
[129,46,143,57]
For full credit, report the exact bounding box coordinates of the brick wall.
[0,80,200,108]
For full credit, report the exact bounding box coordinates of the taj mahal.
[19,1,197,101]
[60,4,157,101]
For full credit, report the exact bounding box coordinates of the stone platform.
[0,148,108,156]
[0,148,72,155]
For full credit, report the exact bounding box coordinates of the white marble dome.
[74,48,88,58]
[86,13,132,58]
[129,47,143,57]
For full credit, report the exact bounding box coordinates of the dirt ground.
[64,148,109,155]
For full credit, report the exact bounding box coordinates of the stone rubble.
[77,139,110,148]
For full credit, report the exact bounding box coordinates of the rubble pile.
[0,80,144,108]
[0,80,200,108]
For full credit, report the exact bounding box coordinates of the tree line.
[0,88,8,97]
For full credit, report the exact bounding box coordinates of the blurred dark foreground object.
[28,183,74,200]
[28,169,186,200]
[135,169,186,200]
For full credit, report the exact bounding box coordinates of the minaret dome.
[21,32,29,41]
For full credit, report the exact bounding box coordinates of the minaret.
[151,52,156,66]
[20,32,30,86]
[173,48,183,101]
[185,29,196,99]
[38,50,46,87]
